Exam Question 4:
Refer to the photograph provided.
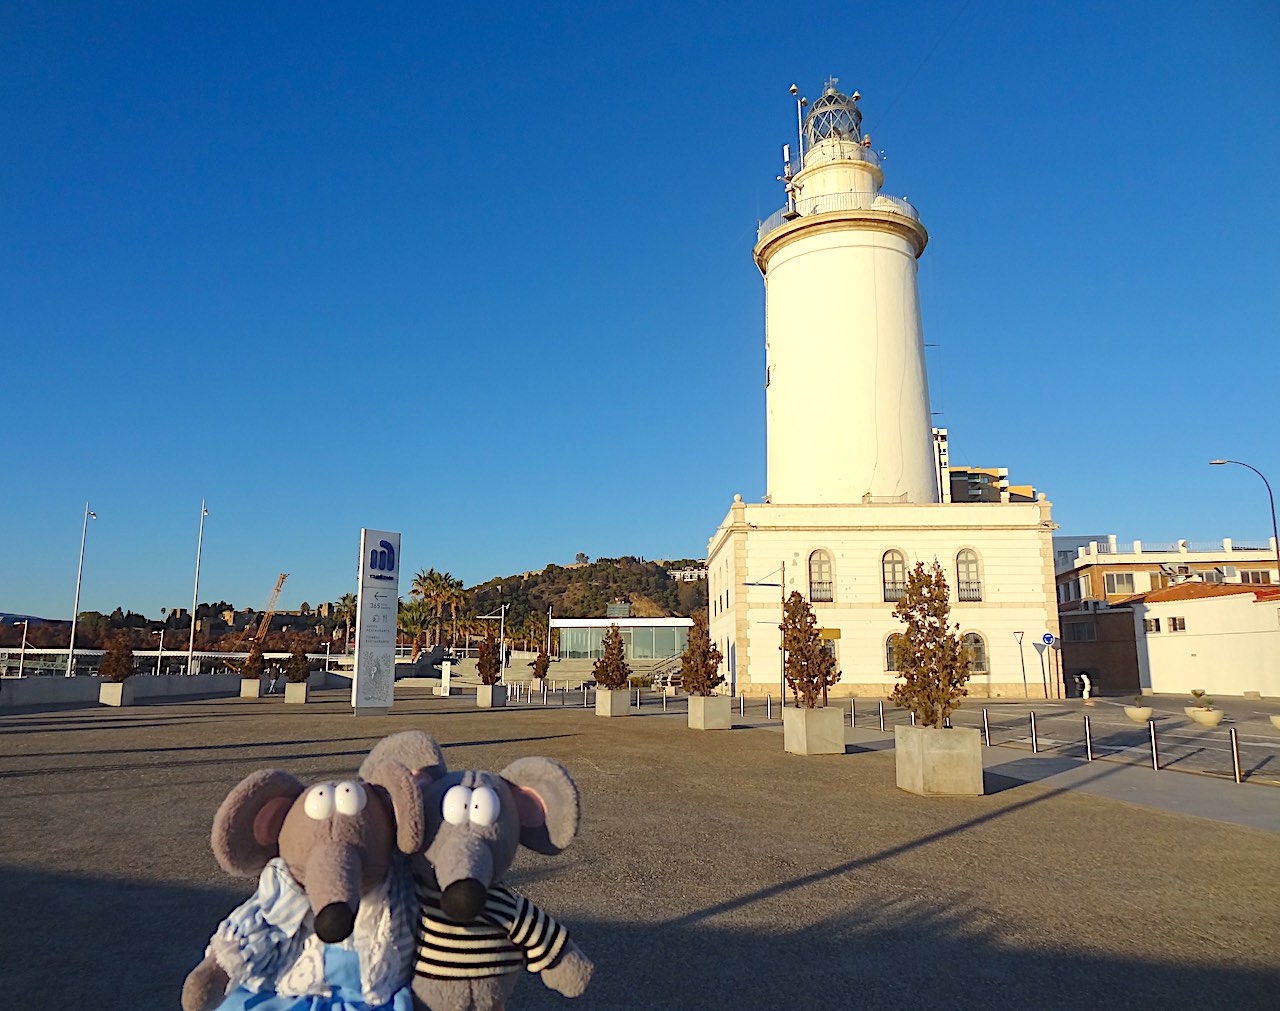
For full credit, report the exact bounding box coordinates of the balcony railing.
[758,190,920,242]
[810,581,833,603]
[957,580,983,602]
[883,581,907,603]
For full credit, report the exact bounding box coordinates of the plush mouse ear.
[501,757,581,855]
[360,731,447,782]
[211,769,305,876]
[363,758,427,854]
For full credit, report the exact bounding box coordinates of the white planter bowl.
[1188,708,1224,728]
[1124,706,1153,724]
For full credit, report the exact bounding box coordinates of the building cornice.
[754,210,929,274]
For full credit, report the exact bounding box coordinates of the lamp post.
[152,629,164,676]
[188,499,208,675]
[13,620,28,677]
[744,561,787,707]
[1210,460,1280,584]
[65,501,97,677]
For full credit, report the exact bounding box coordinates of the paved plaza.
[2,688,1277,1009]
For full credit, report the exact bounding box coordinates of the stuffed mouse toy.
[360,731,593,1011]
[182,748,426,1011]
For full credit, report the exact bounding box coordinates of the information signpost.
[353,528,400,716]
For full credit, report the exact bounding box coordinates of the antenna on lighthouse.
[782,143,792,178]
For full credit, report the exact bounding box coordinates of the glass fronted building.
[553,617,692,661]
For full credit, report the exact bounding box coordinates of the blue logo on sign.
[370,539,396,573]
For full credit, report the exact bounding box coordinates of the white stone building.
[1130,583,1280,698]
[706,78,1059,698]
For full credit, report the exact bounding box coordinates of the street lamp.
[152,628,164,676]
[1209,460,1280,584]
[13,619,29,677]
[188,499,208,675]
[65,501,97,677]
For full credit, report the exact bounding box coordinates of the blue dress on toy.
[206,858,414,1011]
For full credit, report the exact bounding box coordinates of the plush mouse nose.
[315,902,356,942]
[441,879,488,921]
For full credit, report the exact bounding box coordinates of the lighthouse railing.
[757,190,920,242]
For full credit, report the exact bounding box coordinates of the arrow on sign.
[374,592,386,601]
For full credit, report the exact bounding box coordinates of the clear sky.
[3,1,1277,620]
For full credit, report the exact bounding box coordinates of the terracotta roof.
[1117,582,1277,605]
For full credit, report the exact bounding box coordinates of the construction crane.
[226,573,289,672]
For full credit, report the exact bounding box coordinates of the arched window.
[956,549,982,602]
[809,549,834,602]
[962,632,988,673]
[885,633,902,671]
[882,550,907,602]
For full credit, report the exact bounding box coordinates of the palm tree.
[397,598,431,662]
[335,593,357,653]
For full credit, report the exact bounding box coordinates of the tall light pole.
[188,499,208,675]
[66,501,97,677]
[152,628,164,676]
[13,620,29,677]
[1210,460,1280,584]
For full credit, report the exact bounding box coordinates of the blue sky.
[3,1,1277,619]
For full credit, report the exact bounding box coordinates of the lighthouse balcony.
[758,190,920,242]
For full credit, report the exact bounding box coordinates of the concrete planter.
[477,685,507,709]
[284,682,309,704]
[688,694,732,730]
[595,688,630,717]
[98,681,136,707]
[1188,708,1224,728]
[895,724,984,797]
[240,678,265,699]
[782,705,845,755]
[1124,705,1153,723]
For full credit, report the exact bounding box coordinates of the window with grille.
[1242,570,1272,585]
[956,549,982,601]
[1065,622,1097,642]
[885,634,902,671]
[882,550,907,602]
[1169,616,1186,632]
[808,550,834,602]
[1143,618,1161,633]
[962,632,988,673]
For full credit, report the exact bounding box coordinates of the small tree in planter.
[778,593,843,753]
[238,640,267,698]
[890,560,982,795]
[98,632,137,706]
[476,631,506,708]
[284,639,312,703]
[593,624,631,717]
[681,611,728,730]
[530,648,550,682]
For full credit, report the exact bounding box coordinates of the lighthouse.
[756,77,937,506]
[704,78,1060,702]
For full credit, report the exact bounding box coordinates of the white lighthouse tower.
[757,77,937,505]
[705,78,1060,702]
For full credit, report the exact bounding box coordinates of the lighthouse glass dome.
[804,79,863,148]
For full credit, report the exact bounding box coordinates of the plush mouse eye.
[334,781,367,816]
[442,785,472,826]
[304,784,335,820]
[469,786,500,827]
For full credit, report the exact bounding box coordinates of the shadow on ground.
[3,865,1273,1010]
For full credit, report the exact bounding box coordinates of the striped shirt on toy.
[413,879,569,980]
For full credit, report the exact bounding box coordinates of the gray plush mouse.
[360,731,593,1011]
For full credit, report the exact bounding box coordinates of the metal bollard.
[1149,719,1160,771]
[851,699,857,727]
[910,711,916,726]
[582,685,589,708]
[543,682,548,705]
[766,695,771,720]
[739,694,745,717]
[943,716,951,729]
[982,708,991,747]
[878,700,885,732]
[1030,711,1039,754]
[1084,715,1093,761]
[1230,727,1242,784]
[662,691,668,712]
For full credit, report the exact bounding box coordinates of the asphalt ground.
[1,689,1277,1010]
